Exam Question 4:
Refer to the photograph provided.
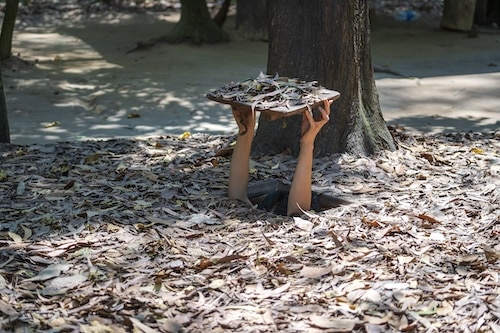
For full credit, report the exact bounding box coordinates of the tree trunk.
[484,0,500,25]
[253,0,395,157]
[162,0,229,44]
[236,0,268,40]
[0,0,20,60]
[441,0,477,31]
[213,0,231,27]
[0,64,10,143]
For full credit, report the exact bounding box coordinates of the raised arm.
[287,99,332,216]
[228,107,256,204]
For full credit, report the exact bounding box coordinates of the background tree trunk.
[0,64,10,143]
[213,0,231,27]
[236,0,268,40]
[162,0,229,44]
[474,0,500,25]
[253,0,395,157]
[441,0,477,31]
[0,0,20,60]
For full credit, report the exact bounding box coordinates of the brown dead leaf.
[276,262,292,276]
[261,230,275,246]
[416,213,440,224]
[196,254,247,270]
[216,254,248,265]
[419,152,435,164]
[375,225,403,238]
[362,216,382,227]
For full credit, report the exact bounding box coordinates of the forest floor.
[1,1,500,333]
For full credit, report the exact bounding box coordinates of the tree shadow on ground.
[371,14,500,78]
[387,115,500,133]
[6,9,499,145]
[377,73,500,134]
[6,11,266,144]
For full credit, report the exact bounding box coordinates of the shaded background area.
[3,1,499,144]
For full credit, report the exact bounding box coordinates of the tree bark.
[236,0,268,40]
[253,0,395,157]
[475,0,489,24]
[0,64,10,143]
[162,0,229,44]
[441,0,477,31]
[481,0,500,25]
[0,0,20,60]
[213,0,231,27]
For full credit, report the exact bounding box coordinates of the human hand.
[232,106,256,136]
[300,99,332,144]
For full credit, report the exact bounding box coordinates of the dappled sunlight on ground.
[4,9,499,145]
[6,12,266,144]
[378,72,500,134]
[15,32,120,72]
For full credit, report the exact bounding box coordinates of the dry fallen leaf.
[0,299,18,317]
[361,289,382,303]
[417,213,440,224]
[25,263,72,282]
[0,130,497,332]
[299,265,332,279]
[309,315,359,331]
[436,300,454,316]
[178,131,191,140]
[7,232,23,244]
[429,231,446,242]
[187,214,221,225]
[490,323,500,333]
[208,279,225,289]
[16,180,25,196]
[41,273,87,296]
[84,153,100,164]
[470,147,484,154]
[43,121,61,128]
[294,216,314,232]
[0,170,7,181]
[128,317,157,333]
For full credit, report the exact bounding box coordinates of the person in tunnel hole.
[228,99,348,216]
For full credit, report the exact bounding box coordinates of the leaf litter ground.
[0,129,499,333]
